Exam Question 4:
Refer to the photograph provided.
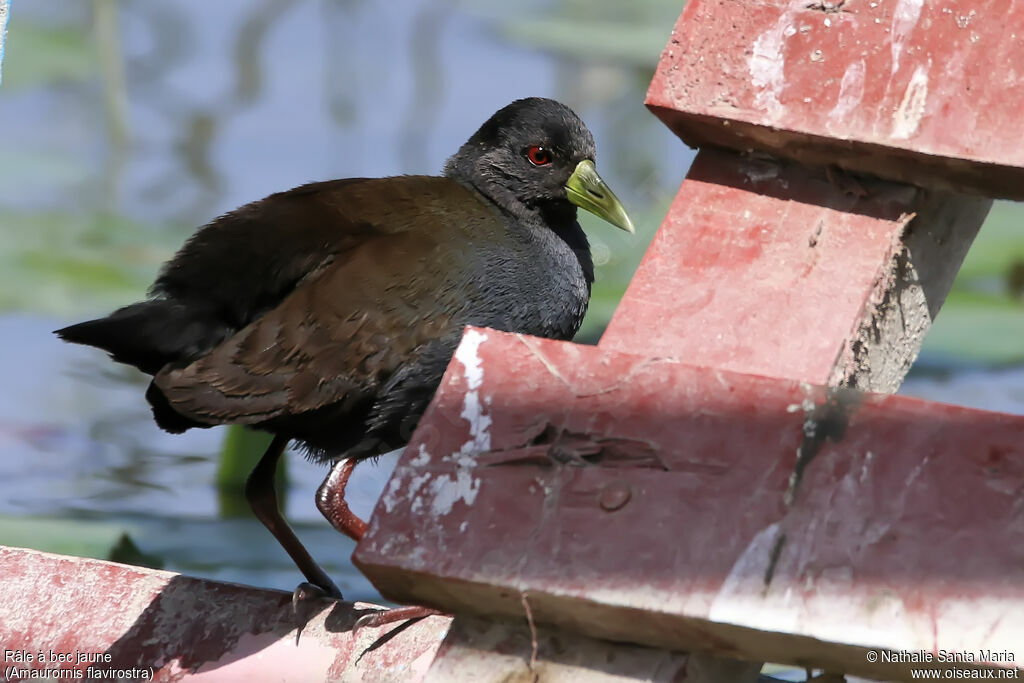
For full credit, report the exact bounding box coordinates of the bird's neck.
[518,203,595,290]
[537,203,590,259]
[443,164,594,287]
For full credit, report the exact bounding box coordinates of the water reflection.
[0,0,1022,604]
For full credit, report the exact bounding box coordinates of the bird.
[56,97,633,618]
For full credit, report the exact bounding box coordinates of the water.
[1,0,1022,606]
[0,0,689,602]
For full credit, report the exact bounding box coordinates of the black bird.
[57,97,633,610]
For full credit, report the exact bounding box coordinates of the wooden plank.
[359,2,1008,679]
[599,148,991,392]
[355,330,1024,682]
[647,0,1024,199]
[0,546,450,682]
[424,615,763,683]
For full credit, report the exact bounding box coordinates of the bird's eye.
[526,146,552,166]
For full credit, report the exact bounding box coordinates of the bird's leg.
[315,458,369,541]
[317,458,444,628]
[246,435,342,598]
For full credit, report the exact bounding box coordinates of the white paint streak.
[890,0,923,76]
[828,59,866,122]
[892,64,929,139]
[380,475,404,513]
[408,472,432,514]
[382,452,436,514]
[408,472,432,496]
[418,329,490,518]
[428,469,481,516]
[410,443,430,467]
[452,329,491,465]
[709,523,796,630]
[749,3,803,121]
[455,329,487,389]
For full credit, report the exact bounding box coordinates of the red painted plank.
[423,616,763,683]
[0,546,449,683]
[355,329,1024,680]
[598,148,989,386]
[648,0,1024,198]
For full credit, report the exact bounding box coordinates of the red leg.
[316,458,368,541]
[317,458,450,628]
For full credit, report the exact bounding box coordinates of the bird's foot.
[291,580,343,617]
[353,605,445,633]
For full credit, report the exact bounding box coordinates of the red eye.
[526,145,552,166]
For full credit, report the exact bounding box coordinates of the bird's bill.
[565,160,635,234]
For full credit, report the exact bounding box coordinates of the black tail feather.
[55,299,230,376]
[57,299,231,434]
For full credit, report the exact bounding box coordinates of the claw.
[290,581,342,644]
[292,581,341,617]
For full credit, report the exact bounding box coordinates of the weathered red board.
[424,615,762,682]
[355,329,1024,680]
[599,148,990,385]
[0,547,450,682]
[648,0,1024,199]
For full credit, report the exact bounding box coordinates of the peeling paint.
[891,0,923,76]
[381,447,430,513]
[428,469,481,516]
[380,475,405,514]
[749,3,803,121]
[408,472,432,496]
[401,330,492,519]
[892,64,929,139]
[410,444,430,467]
[829,59,865,123]
[408,473,432,514]
[452,329,492,465]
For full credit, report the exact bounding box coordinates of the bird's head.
[444,97,634,234]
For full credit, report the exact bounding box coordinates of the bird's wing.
[153,177,442,330]
[152,185,492,428]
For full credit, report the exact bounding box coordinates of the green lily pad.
[0,515,141,561]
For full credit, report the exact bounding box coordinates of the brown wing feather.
[153,216,468,429]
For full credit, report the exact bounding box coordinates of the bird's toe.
[352,605,445,633]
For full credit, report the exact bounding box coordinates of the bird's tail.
[55,299,229,376]
[57,299,229,433]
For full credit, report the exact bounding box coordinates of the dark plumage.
[57,97,632,601]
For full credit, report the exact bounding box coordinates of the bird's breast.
[460,227,590,342]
